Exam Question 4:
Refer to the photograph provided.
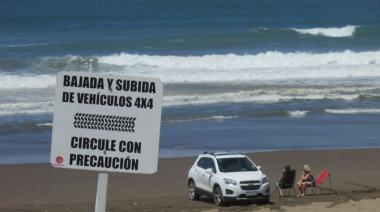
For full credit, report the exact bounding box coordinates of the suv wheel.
[258,195,270,204]
[188,180,199,200]
[213,186,226,206]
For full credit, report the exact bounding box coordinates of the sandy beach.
[1,148,380,211]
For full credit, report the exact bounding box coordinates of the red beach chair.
[309,169,334,194]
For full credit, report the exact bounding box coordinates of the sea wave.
[164,115,239,123]
[324,108,380,114]
[0,74,56,90]
[98,50,380,83]
[1,50,380,90]
[163,86,380,106]
[292,25,357,37]
[0,101,54,116]
[164,92,360,106]
[98,49,379,69]
[2,86,377,116]
[287,110,309,118]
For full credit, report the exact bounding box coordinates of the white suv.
[187,152,270,206]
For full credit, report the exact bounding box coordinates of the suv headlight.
[223,178,237,186]
[261,176,269,184]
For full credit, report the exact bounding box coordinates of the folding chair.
[309,169,334,195]
[276,169,297,197]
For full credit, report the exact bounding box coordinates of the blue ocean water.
[1,0,380,163]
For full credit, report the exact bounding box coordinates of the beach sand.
[1,148,380,211]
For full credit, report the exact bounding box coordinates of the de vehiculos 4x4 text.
[187,152,270,206]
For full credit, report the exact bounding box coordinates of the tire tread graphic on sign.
[73,113,136,132]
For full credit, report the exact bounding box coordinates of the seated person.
[296,164,314,197]
[278,165,291,186]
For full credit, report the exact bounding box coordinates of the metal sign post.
[95,173,108,212]
[86,59,109,212]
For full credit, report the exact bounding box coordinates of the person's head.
[284,165,291,170]
[303,164,311,173]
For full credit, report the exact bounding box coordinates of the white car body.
[187,152,270,205]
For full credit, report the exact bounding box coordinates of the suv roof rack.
[202,151,244,156]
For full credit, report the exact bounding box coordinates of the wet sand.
[1,148,380,211]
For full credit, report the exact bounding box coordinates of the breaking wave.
[1,50,380,90]
[324,108,380,114]
[163,115,239,123]
[292,25,357,37]
[99,50,380,83]
[0,101,54,116]
[0,74,56,90]
[287,110,309,118]
[163,86,378,106]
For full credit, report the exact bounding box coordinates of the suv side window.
[197,157,207,169]
[204,158,217,173]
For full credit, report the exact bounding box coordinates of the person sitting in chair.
[297,164,314,197]
[276,165,297,197]
[278,165,291,186]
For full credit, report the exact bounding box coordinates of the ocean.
[1,0,380,164]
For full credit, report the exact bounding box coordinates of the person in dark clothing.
[278,165,291,186]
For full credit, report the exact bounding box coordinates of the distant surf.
[2,50,380,90]
[292,25,357,37]
[325,108,380,114]
[287,110,309,118]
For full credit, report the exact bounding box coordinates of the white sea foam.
[37,122,53,126]
[287,110,309,118]
[163,87,364,106]
[99,50,380,83]
[0,101,54,116]
[1,50,380,90]
[324,108,380,114]
[164,115,239,123]
[0,74,56,90]
[0,85,377,116]
[99,49,378,69]
[292,25,357,37]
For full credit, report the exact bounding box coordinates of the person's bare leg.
[296,181,302,197]
[300,183,305,197]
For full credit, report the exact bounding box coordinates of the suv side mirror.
[256,166,262,170]
[206,168,213,174]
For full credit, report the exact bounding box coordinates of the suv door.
[198,157,217,192]
[194,157,208,190]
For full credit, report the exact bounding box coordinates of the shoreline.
[1,148,380,211]
[2,146,380,165]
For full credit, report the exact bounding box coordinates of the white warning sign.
[50,71,163,174]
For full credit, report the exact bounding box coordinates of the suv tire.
[258,195,270,204]
[188,180,200,200]
[213,185,226,206]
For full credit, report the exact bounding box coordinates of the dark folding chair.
[276,169,297,197]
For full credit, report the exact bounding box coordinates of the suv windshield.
[217,157,258,172]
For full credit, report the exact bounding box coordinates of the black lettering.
[97,156,104,167]
[147,99,153,109]
[77,93,85,103]
[84,155,90,166]
[63,75,71,86]
[149,82,156,93]
[90,156,97,167]
[131,159,139,170]
[69,154,76,165]
[62,92,74,103]
[71,136,78,148]
[107,78,114,90]
[76,154,84,165]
